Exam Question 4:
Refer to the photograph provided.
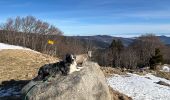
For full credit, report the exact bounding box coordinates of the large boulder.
[21,61,111,100]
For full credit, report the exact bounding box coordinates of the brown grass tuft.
[155,71,170,80]
[100,67,126,77]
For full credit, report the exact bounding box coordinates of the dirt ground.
[0,49,58,83]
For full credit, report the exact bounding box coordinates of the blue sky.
[0,0,170,37]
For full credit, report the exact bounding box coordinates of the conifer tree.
[109,39,124,67]
[149,48,163,70]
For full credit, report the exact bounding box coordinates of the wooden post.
[88,51,92,60]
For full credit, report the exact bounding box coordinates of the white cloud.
[119,10,170,18]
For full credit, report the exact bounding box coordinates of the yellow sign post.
[48,40,55,45]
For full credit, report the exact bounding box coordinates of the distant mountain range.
[158,35,170,45]
[1,30,169,49]
[72,35,170,48]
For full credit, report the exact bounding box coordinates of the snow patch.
[0,43,39,53]
[0,43,28,50]
[161,65,170,72]
[107,73,170,100]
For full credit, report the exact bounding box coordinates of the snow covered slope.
[0,43,39,53]
[107,73,170,100]
[0,43,28,50]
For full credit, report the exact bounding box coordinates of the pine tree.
[149,48,163,70]
[109,39,124,52]
[109,39,124,67]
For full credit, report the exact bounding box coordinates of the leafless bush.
[162,46,170,64]
[121,48,138,69]
[131,34,164,67]
[0,16,63,35]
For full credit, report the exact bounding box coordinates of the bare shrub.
[0,16,63,35]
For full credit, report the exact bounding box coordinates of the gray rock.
[21,61,111,100]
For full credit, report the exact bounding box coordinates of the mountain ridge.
[71,35,170,48]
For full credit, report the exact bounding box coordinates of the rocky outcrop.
[21,61,112,100]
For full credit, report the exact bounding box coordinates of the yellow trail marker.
[48,40,55,45]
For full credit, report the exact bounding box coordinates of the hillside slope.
[0,49,58,82]
[72,35,134,48]
[0,43,132,100]
[72,35,170,48]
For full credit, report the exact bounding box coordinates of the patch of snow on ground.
[161,65,170,72]
[0,43,26,50]
[0,43,39,53]
[107,73,170,100]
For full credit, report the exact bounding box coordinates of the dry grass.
[100,67,126,77]
[132,69,153,76]
[0,49,58,83]
[152,64,170,80]
[155,71,170,80]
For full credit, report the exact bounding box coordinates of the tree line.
[93,34,170,70]
[0,16,93,58]
[0,30,93,58]
[1,16,170,69]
